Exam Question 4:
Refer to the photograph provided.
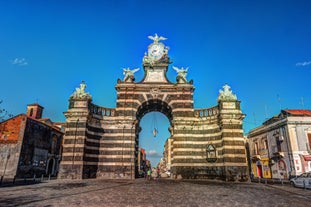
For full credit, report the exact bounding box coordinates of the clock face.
[148,43,164,60]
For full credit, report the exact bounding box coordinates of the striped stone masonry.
[58,79,248,181]
[58,42,247,181]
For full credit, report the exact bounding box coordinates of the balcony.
[251,149,261,161]
[272,151,284,159]
[251,154,261,161]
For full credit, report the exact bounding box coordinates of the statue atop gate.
[218,83,237,101]
[143,33,170,66]
[123,67,140,82]
[173,66,189,83]
[148,33,167,43]
[70,80,92,100]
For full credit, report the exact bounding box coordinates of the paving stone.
[0,179,310,207]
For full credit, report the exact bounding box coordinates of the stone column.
[218,84,247,181]
[58,81,92,179]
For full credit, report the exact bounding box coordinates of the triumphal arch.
[58,34,248,181]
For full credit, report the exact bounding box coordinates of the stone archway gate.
[58,34,248,181]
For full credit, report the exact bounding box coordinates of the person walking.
[156,168,160,180]
[147,168,151,181]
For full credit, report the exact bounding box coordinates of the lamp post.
[122,125,125,176]
[130,124,133,179]
[71,118,79,178]
[131,120,136,180]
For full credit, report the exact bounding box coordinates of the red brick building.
[0,104,63,179]
[137,148,148,176]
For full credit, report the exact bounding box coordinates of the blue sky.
[1,0,311,166]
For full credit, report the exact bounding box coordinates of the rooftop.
[282,109,311,116]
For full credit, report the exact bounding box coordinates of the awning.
[303,155,311,161]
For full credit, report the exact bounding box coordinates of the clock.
[148,43,164,60]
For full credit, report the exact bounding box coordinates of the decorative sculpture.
[148,33,167,43]
[218,83,237,101]
[143,54,154,65]
[123,67,140,82]
[70,81,92,100]
[143,34,170,65]
[173,66,188,83]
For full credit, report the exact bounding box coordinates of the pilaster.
[218,84,248,181]
[58,81,92,179]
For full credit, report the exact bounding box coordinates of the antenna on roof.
[300,97,305,109]
[252,112,257,126]
[265,104,269,119]
[277,94,282,110]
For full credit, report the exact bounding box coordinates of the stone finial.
[218,83,237,101]
[70,81,92,100]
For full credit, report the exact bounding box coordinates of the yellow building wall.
[262,158,271,178]
[252,159,272,178]
[251,164,257,177]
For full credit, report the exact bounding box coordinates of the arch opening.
[136,99,173,124]
[134,100,173,179]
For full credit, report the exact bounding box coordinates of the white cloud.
[146,150,161,157]
[11,58,28,66]
[296,61,311,67]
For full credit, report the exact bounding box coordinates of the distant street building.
[0,103,63,180]
[58,34,247,181]
[247,109,311,179]
[163,137,173,172]
[137,148,147,176]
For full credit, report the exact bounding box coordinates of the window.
[307,133,311,151]
[32,148,48,167]
[51,135,58,154]
[276,136,282,152]
[255,142,259,154]
[263,139,268,150]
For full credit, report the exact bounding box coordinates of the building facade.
[58,34,247,181]
[163,137,173,172]
[247,110,311,179]
[0,104,63,179]
[137,148,147,176]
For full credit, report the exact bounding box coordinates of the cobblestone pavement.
[0,178,310,207]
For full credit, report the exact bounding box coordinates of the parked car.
[290,172,311,189]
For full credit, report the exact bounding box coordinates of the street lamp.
[71,118,79,178]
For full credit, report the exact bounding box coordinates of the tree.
[0,100,13,122]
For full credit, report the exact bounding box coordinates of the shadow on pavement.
[0,178,46,188]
